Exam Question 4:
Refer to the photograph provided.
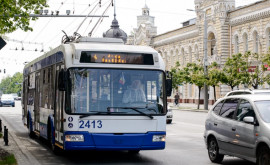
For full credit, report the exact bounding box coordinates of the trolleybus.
[22,37,172,153]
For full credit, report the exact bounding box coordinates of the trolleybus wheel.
[128,150,140,154]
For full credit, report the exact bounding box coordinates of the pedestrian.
[174,92,180,106]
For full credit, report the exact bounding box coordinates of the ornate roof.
[103,2,127,43]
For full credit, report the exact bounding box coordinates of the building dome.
[103,17,127,43]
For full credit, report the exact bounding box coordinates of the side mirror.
[58,69,67,91]
[243,116,255,124]
[166,79,172,96]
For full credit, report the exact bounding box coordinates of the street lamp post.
[187,9,208,110]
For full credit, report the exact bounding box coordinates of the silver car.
[204,95,270,165]
[225,89,270,97]
[166,105,173,124]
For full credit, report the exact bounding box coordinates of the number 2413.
[79,120,102,129]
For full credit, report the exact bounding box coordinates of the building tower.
[194,0,235,97]
[127,2,157,45]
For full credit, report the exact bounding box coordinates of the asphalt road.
[0,101,255,165]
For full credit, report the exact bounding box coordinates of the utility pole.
[187,9,209,110]
[203,11,209,110]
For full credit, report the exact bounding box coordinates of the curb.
[170,107,209,113]
[0,115,41,165]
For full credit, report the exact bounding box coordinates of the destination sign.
[80,51,154,65]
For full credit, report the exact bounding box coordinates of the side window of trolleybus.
[68,69,166,115]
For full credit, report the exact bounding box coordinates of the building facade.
[128,0,270,104]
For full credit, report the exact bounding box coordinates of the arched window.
[195,45,199,60]
[189,47,192,63]
[170,50,174,68]
[181,48,185,65]
[243,33,248,52]
[234,35,239,54]
[176,49,179,65]
[253,31,259,53]
[266,28,270,51]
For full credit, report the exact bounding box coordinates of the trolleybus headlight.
[65,135,84,142]
[152,135,166,142]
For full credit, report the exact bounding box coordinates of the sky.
[0,0,259,79]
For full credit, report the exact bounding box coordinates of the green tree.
[0,72,23,95]
[207,62,226,102]
[241,51,270,89]
[0,0,47,34]
[186,63,206,109]
[222,53,244,90]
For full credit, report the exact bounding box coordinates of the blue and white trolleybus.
[22,37,172,153]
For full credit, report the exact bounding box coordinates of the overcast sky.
[0,0,259,77]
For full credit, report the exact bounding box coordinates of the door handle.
[232,127,236,131]
[214,123,217,126]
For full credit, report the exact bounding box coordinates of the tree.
[222,53,244,90]
[240,51,270,89]
[186,63,206,109]
[207,62,226,102]
[0,0,47,34]
[0,72,23,95]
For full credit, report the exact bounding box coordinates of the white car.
[225,89,270,97]
[166,105,173,124]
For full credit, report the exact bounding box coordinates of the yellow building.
[128,0,270,104]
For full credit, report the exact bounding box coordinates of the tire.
[167,120,172,124]
[208,137,224,163]
[48,123,61,155]
[128,150,140,154]
[257,146,270,165]
[27,115,35,138]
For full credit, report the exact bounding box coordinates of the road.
[0,101,255,165]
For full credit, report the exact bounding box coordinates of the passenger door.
[55,65,64,145]
[215,98,239,153]
[231,99,257,158]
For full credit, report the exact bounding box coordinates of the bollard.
[0,119,2,132]
[3,126,8,146]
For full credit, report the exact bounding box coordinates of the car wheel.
[166,120,172,124]
[257,146,270,165]
[208,137,224,163]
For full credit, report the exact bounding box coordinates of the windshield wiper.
[107,107,154,119]
[79,111,126,119]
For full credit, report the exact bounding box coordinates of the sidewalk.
[168,102,212,113]
[0,115,40,165]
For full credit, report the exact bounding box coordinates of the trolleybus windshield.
[66,68,165,115]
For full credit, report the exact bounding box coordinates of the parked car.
[225,89,270,97]
[204,95,270,165]
[0,94,15,107]
[166,105,173,124]
[10,93,19,100]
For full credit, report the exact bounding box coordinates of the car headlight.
[65,135,84,142]
[152,135,166,142]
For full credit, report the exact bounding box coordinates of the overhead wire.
[89,0,112,37]
[44,1,97,48]
[74,0,100,34]
[31,0,69,43]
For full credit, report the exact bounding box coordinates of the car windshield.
[255,100,270,123]
[66,68,166,115]
[1,95,14,100]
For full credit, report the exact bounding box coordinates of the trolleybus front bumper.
[64,131,166,151]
